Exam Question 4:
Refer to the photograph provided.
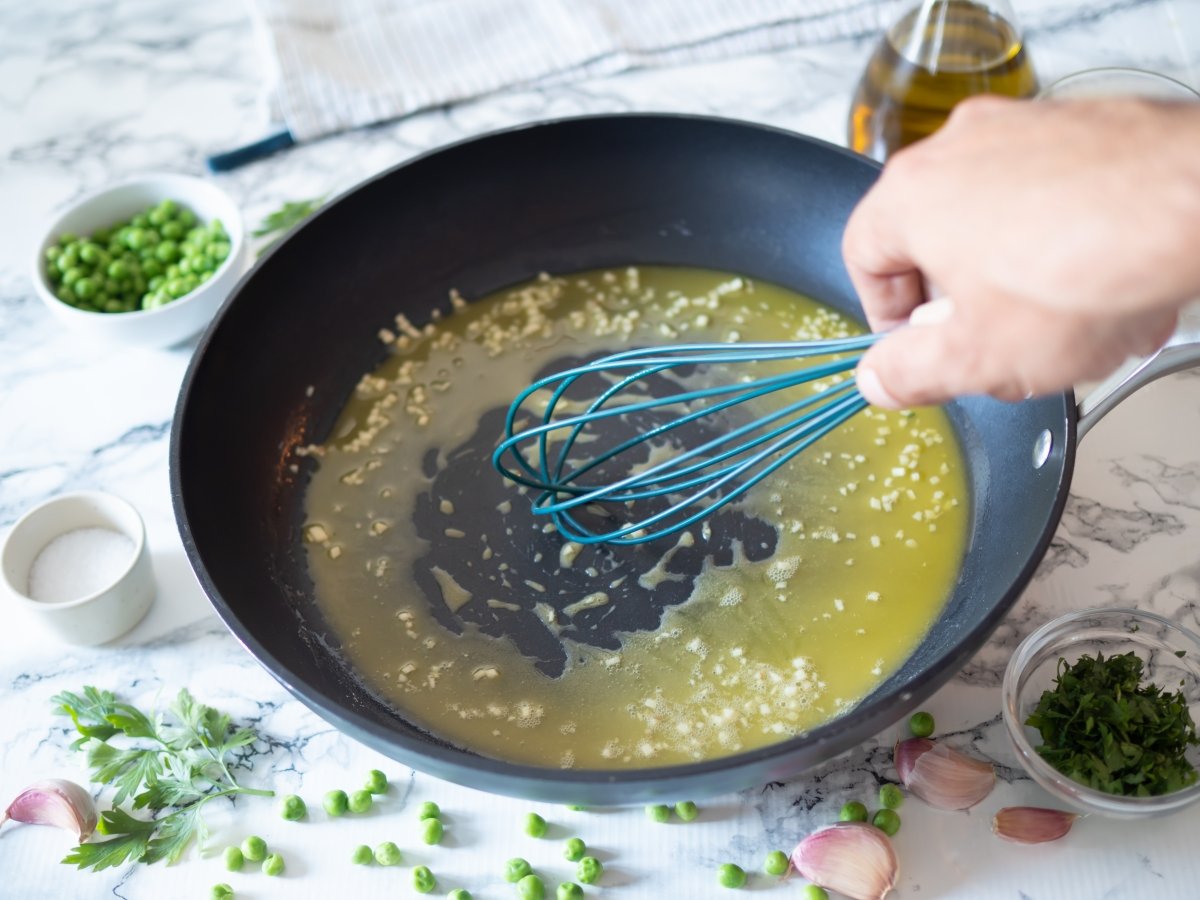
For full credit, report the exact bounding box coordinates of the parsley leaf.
[251,196,325,254]
[54,686,274,872]
[1026,651,1200,796]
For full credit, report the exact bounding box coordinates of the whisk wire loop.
[491,334,880,545]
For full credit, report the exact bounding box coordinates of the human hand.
[842,95,1200,408]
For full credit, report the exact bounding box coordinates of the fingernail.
[909,296,955,327]
[857,366,901,409]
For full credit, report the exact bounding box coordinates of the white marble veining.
[3,0,1200,897]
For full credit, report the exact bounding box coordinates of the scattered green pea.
[240,835,267,862]
[324,789,349,817]
[211,884,234,900]
[262,852,285,876]
[505,858,533,883]
[764,849,789,876]
[879,784,904,810]
[674,800,699,822]
[351,844,373,865]
[556,884,584,900]
[909,710,935,738]
[279,794,307,820]
[365,769,388,794]
[374,841,403,866]
[421,816,445,845]
[524,812,548,837]
[517,874,546,900]
[576,856,603,885]
[419,800,441,819]
[223,846,244,871]
[348,789,373,813]
[447,891,473,900]
[717,863,747,889]
[801,886,830,900]
[645,804,671,823]
[838,801,869,823]
[413,865,437,894]
[873,808,901,836]
[563,837,586,862]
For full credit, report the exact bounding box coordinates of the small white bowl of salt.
[0,491,155,645]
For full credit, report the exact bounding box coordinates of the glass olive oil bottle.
[848,0,1039,161]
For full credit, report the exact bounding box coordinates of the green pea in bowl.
[32,173,247,349]
[1002,607,1200,818]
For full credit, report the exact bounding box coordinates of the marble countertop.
[3,0,1200,897]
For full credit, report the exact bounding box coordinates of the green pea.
[421,816,445,845]
[55,287,76,304]
[505,858,533,883]
[909,711,935,738]
[801,886,830,900]
[525,812,548,837]
[838,801,868,823]
[872,808,901,836]
[563,837,586,862]
[517,874,545,900]
[131,214,149,229]
[413,865,436,894]
[675,800,699,822]
[645,804,670,823]
[106,259,129,280]
[262,852,284,876]
[210,241,231,262]
[447,891,473,900]
[223,846,244,871]
[351,844,373,865]
[62,266,85,287]
[148,276,164,291]
[324,789,349,816]
[44,244,61,262]
[240,835,267,862]
[177,257,193,275]
[279,793,307,820]
[879,784,904,810]
[365,769,388,793]
[157,198,178,216]
[141,258,163,278]
[142,290,171,310]
[125,228,147,250]
[418,800,441,819]
[104,298,124,313]
[148,207,169,227]
[178,208,197,228]
[717,863,747,889]
[556,884,584,900]
[155,239,179,263]
[79,243,102,264]
[576,856,602,885]
[760,848,788,876]
[210,884,234,900]
[161,221,184,240]
[374,841,402,866]
[348,789,373,813]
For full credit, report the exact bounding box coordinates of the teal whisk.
[492,335,880,546]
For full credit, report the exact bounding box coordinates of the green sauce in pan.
[299,267,968,768]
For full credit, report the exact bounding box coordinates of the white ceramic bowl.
[32,173,247,349]
[0,492,156,645]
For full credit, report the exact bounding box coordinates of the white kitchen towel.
[248,0,884,142]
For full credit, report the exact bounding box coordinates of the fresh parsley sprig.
[252,196,325,255]
[53,686,273,871]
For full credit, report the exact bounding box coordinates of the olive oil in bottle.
[848,0,1038,161]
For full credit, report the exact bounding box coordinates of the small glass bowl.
[1002,607,1200,818]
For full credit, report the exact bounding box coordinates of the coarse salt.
[27,527,134,604]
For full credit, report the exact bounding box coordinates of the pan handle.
[1076,301,1200,440]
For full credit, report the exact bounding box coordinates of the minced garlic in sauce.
[301,267,967,768]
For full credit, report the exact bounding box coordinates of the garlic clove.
[893,737,935,784]
[791,822,898,900]
[992,806,1078,844]
[1,779,98,841]
[896,738,995,810]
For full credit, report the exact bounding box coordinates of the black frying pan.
[171,114,1075,803]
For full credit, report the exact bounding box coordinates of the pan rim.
[170,111,1079,795]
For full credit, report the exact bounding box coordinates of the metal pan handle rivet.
[1032,429,1053,469]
